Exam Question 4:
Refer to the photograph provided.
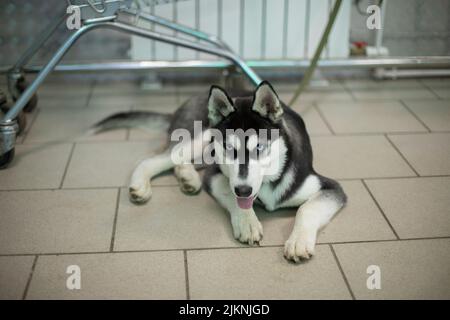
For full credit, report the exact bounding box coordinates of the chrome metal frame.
[2,1,449,159]
[0,2,262,158]
[8,56,450,74]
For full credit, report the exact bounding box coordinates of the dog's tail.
[90,111,172,134]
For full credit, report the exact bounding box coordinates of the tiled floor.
[0,77,449,300]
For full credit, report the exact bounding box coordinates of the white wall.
[131,0,351,61]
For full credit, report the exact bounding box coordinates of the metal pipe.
[375,0,388,52]
[1,19,262,124]
[2,24,98,123]
[3,57,450,74]
[375,68,450,79]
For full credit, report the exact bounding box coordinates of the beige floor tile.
[388,133,450,175]
[37,95,89,108]
[351,88,435,100]
[301,91,354,102]
[188,246,351,299]
[176,83,210,94]
[25,106,132,143]
[420,78,450,89]
[91,82,143,95]
[431,88,450,99]
[280,90,353,104]
[343,79,423,89]
[0,143,72,190]
[114,186,238,251]
[420,78,450,98]
[0,189,117,254]
[130,103,179,122]
[127,128,168,142]
[366,177,450,238]
[317,101,427,134]
[131,101,180,113]
[289,105,332,135]
[273,80,346,93]
[0,256,35,300]
[260,180,397,245]
[63,141,167,188]
[89,93,178,109]
[311,136,415,179]
[333,239,450,299]
[27,251,185,299]
[403,99,450,131]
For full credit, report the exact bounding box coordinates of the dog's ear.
[208,85,235,126]
[252,81,283,122]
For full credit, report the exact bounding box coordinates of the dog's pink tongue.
[237,197,254,209]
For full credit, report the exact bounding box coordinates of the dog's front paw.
[129,180,152,204]
[174,165,202,195]
[231,213,263,246]
[284,229,316,263]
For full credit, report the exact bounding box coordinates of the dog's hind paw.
[283,230,316,263]
[231,212,263,246]
[129,181,152,204]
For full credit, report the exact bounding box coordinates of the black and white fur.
[94,81,346,262]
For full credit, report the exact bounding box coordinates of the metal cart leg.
[7,12,67,113]
[0,23,98,168]
[1,18,261,168]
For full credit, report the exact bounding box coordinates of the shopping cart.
[0,0,262,169]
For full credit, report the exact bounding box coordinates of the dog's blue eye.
[256,143,265,151]
[225,143,234,151]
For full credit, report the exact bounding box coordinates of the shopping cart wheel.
[15,77,38,113]
[0,148,15,169]
[0,107,27,136]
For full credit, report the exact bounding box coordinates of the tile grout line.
[59,143,76,189]
[384,134,420,177]
[22,255,38,300]
[109,188,121,252]
[329,244,355,300]
[313,103,336,135]
[183,250,191,300]
[361,179,400,240]
[398,99,432,133]
[419,80,443,100]
[3,236,450,258]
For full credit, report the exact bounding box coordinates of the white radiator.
[130,0,351,61]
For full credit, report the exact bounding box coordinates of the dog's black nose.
[234,185,252,197]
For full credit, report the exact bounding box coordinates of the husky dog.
[94,81,346,262]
